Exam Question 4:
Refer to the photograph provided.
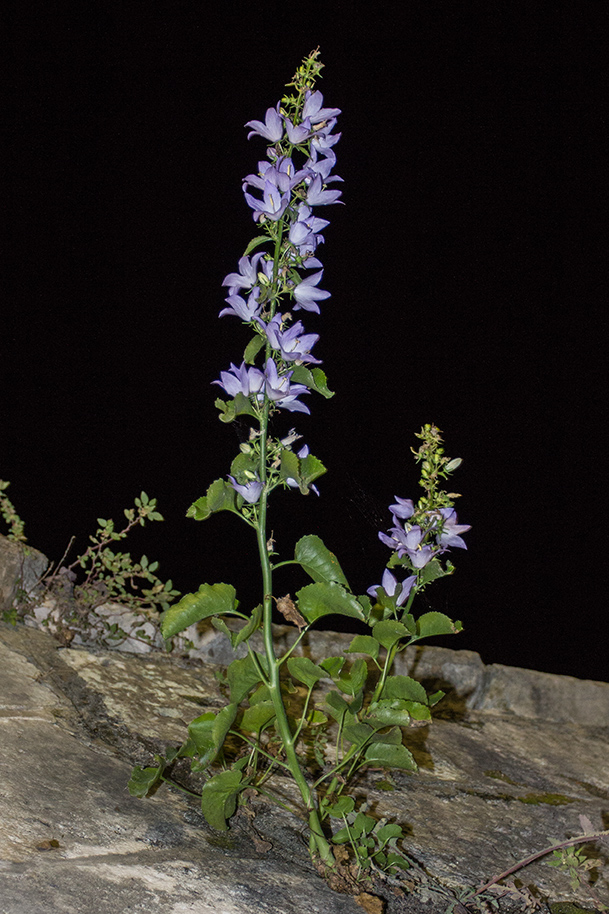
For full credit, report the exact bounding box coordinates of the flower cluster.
[214,71,342,504]
[368,498,470,605]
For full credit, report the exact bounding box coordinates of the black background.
[5,4,607,681]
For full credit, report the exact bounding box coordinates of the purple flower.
[292,270,331,313]
[378,523,435,569]
[389,497,415,520]
[367,569,417,606]
[435,508,471,550]
[284,117,312,145]
[263,358,310,413]
[263,314,321,364]
[243,179,290,223]
[228,475,263,504]
[222,253,264,297]
[213,362,264,399]
[219,288,262,321]
[302,90,342,125]
[306,174,343,207]
[245,105,284,142]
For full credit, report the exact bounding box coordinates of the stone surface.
[0,621,608,913]
[0,533,48,614]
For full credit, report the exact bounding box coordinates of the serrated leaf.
[416,611,462,639]
[346,635,380,660]
[215,392,258,424]
[296,581,364,624]
[365,699,411,729]
[287,656,326,690]
[382,675,429,704]
[419,558,452,586]
[376,823,404,845]
[324,689,349,721]
[294,535,350,587]
[186,478,237,521]
[200,769,243,831]
[289,364,334,398]
[320,656,345,679]
[372,620,409,651]
[160,583,237,639]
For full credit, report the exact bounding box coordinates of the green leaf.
[365,699,411,729]
[160,583,237,639]
[287,656,326,690]
[230,451,259,481]
[376,823,403,846]
[186,478,237,521]
[416,611,462,639]
[320,656,345,679]
[352,812,376,838]
[324,689,349,721]
[335,658,368,696]
[289,364,334,398]
[296,582,364,624]
[240,700,276,733]
[200,769,243,831]
[294,535,350,587]
[232,604,262,649]
[243,334,265,365]
[279,449,300,483]
[215,392,258,424]
[419,558,452,586]
[128,763,164,798]
[346,635,380,660]
[243,235,270,256]
[342,720,375,749]
[372,620,409,651]
[324,796,355,818]
[363,742,417,771]
[382,675,429,704]
[227,652,268,704]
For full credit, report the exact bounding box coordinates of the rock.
[0,533,48,614]
[0,621,607,913]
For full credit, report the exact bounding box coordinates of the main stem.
[253,227,334,869]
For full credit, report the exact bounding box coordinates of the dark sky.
[5,4,607,681]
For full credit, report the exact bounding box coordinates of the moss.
[517,792,575,806]
[484,769,520,786]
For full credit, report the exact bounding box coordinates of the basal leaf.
[346,635,380,660]
[128,763,164,798]
[240,700,276,733]
[363,741,417,771]
[232,603,262,649]
[227,652,268,704]
[160,583,237,639]
[324,796,355,818]
[335,658,368,696]
[200,769,243,831]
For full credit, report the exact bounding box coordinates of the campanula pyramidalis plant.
[129,50,470,881]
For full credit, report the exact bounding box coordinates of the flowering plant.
[129,51,470,881]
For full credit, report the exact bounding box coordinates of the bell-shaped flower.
[228,475,263,504]
[306,174,343,207]
[389,497,415,520]
[264,314,321,364]
[243,179,290,223]
[263,358,310,413]
[213,362,265,399]
[245,104,284,142]
[222,254,264,297]
[292,270,331,313]
[435,508,471,550]
[284,117,313,145]
[367,569,417,606]
[302,90,342,125]
[219,287,261,321]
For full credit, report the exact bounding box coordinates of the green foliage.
[0,479,27,542]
